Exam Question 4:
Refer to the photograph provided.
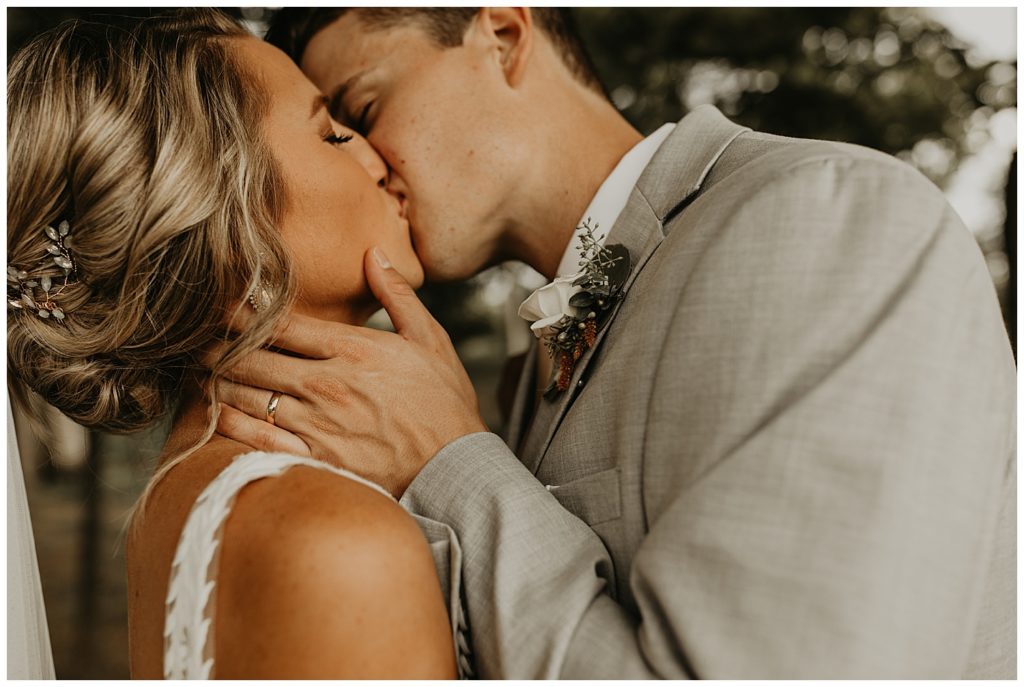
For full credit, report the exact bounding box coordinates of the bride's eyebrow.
[310,94,329,120]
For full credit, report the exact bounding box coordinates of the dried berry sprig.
[542,219,631,398]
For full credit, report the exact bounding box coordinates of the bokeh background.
[7,7,1016,679]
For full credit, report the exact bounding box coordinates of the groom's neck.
[504,95,642,281]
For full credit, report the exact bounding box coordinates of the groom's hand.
[214,247,487,498]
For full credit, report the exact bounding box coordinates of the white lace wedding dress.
[162,451,473,679]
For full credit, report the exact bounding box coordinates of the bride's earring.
[247,284,272,312]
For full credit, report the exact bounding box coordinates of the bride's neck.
[157,301,377,471]
[294,296,379,328]
[156,376,225,469]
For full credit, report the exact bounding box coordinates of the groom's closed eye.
[352,102,373,135]
[326,89,359,130]
[333,100,373,137]
[326,69,369,128]
[328,96,373,138]
[329,102,360,135]
[327,90,348,124]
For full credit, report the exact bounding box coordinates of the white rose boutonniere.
[517,274,584,341]
[517,219,631,398]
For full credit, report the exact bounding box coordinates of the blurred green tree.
[575,7,1014,189]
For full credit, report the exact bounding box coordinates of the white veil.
[7,389,56,679]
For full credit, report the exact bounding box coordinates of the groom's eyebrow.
[327,70,369,119]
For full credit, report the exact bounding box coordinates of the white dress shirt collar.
[506,123,676,359]
[554,122,676,277]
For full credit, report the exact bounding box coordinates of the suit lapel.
[520,105,749,475]
[636,105,750,222]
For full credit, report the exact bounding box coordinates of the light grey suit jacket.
[401,105,1016,679]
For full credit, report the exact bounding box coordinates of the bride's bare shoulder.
[220,457,414,557]
[213,458,456,678]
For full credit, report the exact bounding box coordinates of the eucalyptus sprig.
[542,219,632,396]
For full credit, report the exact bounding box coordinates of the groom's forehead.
[299,15,373,92]
[300,12,443,93]
[302,9,455,61]
[304,12,417,66]
[269,7,475,71]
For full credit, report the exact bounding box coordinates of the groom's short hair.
[264,8,607,97]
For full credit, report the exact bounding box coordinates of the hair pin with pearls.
[7,220,78,322]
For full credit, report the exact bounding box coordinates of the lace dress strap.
[162,451,391,679]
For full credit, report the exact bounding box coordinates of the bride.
[7,10,472,679]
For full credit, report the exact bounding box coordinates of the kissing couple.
[7,8,1014,679]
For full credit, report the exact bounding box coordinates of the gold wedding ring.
[266,391,282,426]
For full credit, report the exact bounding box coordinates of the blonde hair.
[8,11,295,495]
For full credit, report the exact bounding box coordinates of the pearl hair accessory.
[7,220,78,322]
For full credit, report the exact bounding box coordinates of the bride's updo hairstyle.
[8,10,294,435]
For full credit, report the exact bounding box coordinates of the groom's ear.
[470,8,534,88]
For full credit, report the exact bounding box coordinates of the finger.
[365,246,436,343]
[222,308,393,363]
[216,403,311,457]
[266,313,337,358]
[216,331,390,376]
[216,347,309,396]
[215,378,303,433]
[224,307,341,360]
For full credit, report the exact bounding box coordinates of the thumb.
[365,246,434,342]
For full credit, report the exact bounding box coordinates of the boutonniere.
[518,219,631,398]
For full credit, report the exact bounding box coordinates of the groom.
[217,8,1016,678]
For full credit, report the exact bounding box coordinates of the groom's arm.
[399,433,631,678]
[402,433,700,679]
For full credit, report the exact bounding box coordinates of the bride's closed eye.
[320,117,353,147]
[325,132,353,147]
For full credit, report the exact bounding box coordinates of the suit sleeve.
[400,432,632,678]
[403,152,1016,679]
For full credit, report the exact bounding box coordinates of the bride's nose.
[345,132,389,188]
